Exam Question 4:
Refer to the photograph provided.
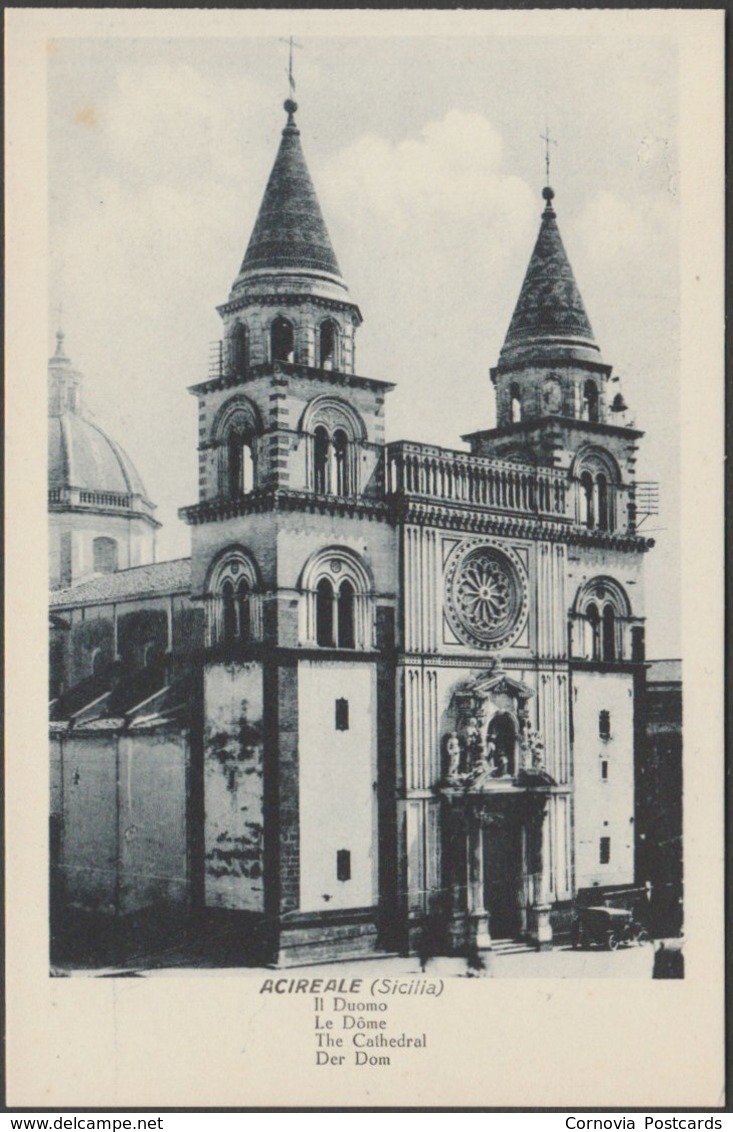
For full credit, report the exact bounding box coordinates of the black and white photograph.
[5,6,725,1109]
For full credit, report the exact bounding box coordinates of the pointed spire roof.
[237,100,342,282]
[499,186,601,365]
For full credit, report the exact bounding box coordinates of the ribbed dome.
[47,331,155,510]
[48,413,150,500]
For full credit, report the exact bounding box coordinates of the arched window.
[314,426,329,494]
[580,471,595,528]
[583,380,599,423]
[205,549,261,648]
[271,316,294,363]
[301,547,374,650]
[316,578,335,647]
[573,448,620,533]
[93,537,118,575]
[337,579,355,649]
[230,323,249,378]
[509,383,522,423]
[212,396,262,499]
[333,429,349,495]
[597,473,609,531]
[301,396,366,498]
[319,319,339,370]
[222,580,237,645]
[228,434,255,495]
[90,647,103,676]
[602,604,616,662]
[574,577,631,664]
[586,603,601,661]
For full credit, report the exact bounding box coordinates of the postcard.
[5,7,725,1109]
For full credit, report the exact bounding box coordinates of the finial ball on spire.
[542,185,555,202]
[284,98,298,116]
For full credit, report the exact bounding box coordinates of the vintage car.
[571,905,650,951]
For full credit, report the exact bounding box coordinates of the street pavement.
[62,940,655,979]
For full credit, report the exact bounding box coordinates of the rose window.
[445,545,526,648]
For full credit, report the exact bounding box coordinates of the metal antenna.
[540,122,557,187]
[279,35,303,97]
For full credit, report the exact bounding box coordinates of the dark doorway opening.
[483,806,522,939]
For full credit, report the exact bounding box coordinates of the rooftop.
[50,557,191,608]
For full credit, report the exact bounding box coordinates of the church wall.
[53,729,189,915]
[54,591,200,687]
[190,513,279,597]
[276,514,396,595]
[49,510,155,590]
[572,669,635,889]
[297,660,378,913]
[203,661,264,912]
[117,732,189,913]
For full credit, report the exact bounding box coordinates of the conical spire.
[237,100,342,282]
[499,187,600,365]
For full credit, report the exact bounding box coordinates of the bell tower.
[465,185,642,538]
[179,97,397,967]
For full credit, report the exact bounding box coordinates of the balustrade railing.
[386,442,571,519]
[49,487,134,509]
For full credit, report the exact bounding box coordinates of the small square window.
[335,698,349,731]
[601,760,609,780]
[336,849,351,881]
[599,710,611,740]
[599,836,611,865]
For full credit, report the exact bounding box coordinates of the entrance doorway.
[483,807,522,939]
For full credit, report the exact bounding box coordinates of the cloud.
[574,188,676,266]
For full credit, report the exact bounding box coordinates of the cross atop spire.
[539,123,557,189]
[279,35,303,99]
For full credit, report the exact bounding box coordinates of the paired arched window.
[319,319,339,370]
[271,316,295,363]
[302,396,366,497]
[212,396,262,499]
[206,549,261,648]
[574,448,621,532]
[93,537,118,575]
[314,575,356,648]
[301,548,374,650]
[229,323,249,378]
[575,578,630,663]
[582,380,600,423]
[509,383,522,423]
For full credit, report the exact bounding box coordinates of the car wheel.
[607,932,620,951]
[636,930,650,946]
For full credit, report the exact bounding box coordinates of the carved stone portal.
[439,667,556,954]
[441,666,546,786]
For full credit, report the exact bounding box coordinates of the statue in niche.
[461,716,484,767]
[444,732,463,784]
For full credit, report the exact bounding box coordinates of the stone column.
[530,801,553,951]
[467,811,492,954]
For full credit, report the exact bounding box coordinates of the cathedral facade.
[49,97,655,967]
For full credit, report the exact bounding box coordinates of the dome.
[47,331,157,520]
[48,413,151,502]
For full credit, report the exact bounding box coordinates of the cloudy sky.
[47,29,680,656]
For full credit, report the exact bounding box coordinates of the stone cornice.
[217,292,362,323]
[179,487,393,526]
[394,497,654,552]
[463,417,644,443]
[189,360,395,398]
